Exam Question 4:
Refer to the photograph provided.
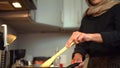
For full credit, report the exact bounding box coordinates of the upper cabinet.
[32,0,88,28]
[81,0,88,14]
[63,0,82,28]
[35,0,63,27]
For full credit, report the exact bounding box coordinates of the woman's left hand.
[75,62,84,68]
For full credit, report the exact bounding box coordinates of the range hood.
[0,0,77,33]
[0,10,63,33]
[0,0,64,33]
[0,0,36,11]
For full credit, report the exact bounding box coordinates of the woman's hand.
[71,53,83,64]
[66,31,91,48]
[71,53,84,68]
[75,62,84,68]
[66,31,103,48]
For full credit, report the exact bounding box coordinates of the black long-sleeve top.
[74,4,120,58]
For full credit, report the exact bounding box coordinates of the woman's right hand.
[65,31,90,48]
[71,53,84,68]
[65,31,103,48]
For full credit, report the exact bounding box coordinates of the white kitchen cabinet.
[63,0,82,28]
[63,0,88,28]
[35,0,63,27]
[34,0,88,28]
[81,0,88,15]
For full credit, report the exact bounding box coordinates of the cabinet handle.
[61,10,64,24]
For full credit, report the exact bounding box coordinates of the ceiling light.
[12,2,22,8]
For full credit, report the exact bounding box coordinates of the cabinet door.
[63,0,82,28]
[35,0,62,27]
[81,0,88,15]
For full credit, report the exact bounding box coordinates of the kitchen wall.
[16,32,75,66]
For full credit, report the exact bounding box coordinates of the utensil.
[40,42,75,67]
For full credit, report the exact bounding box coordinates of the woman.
[66,0,120,68]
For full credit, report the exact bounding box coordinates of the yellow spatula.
[40,42,75,67]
